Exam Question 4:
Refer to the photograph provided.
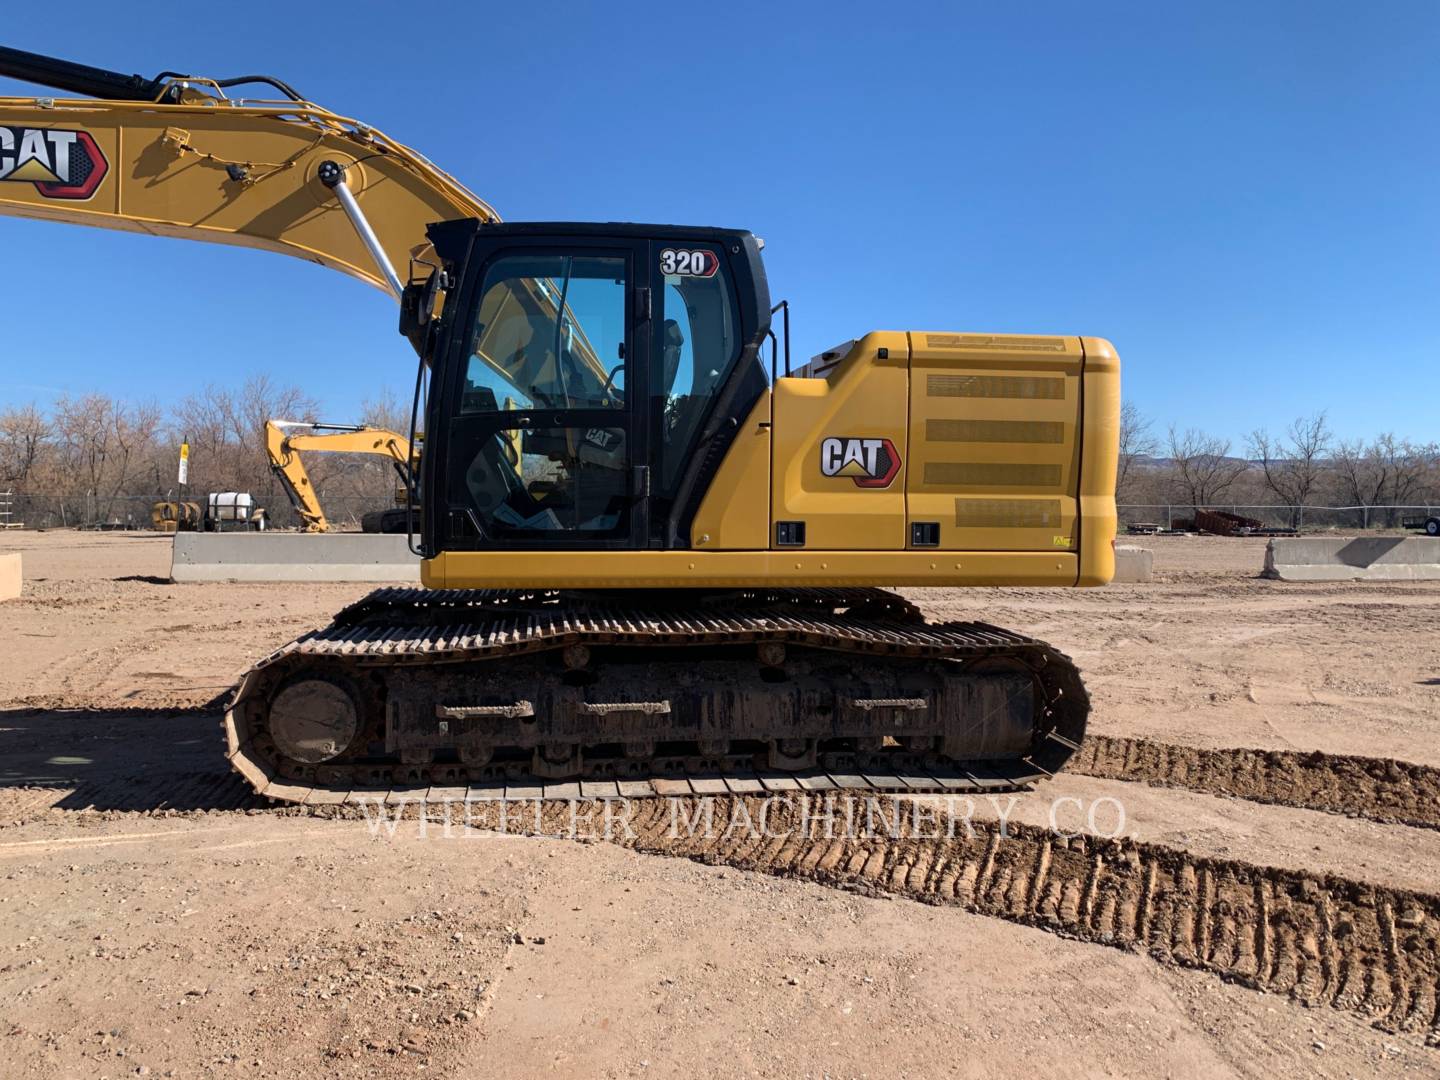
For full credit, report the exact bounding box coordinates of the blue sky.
[1,1,1436,446]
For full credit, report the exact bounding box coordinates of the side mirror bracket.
[399,267,449,356]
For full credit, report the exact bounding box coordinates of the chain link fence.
[1119,504,1438,531]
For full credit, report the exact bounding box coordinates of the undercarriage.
[225,588,1089,802]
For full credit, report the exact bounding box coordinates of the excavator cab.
[413,220,771,558]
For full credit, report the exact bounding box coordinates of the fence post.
[1165,504,1172,529]
[1362,505,1369,530]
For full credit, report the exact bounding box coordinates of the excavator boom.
[265,419,416,532]
[0,45,609,389]
[0,45,497,295]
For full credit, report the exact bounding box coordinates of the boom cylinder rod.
[317,159,404,300]
[0,45,169,102]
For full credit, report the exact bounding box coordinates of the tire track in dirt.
[10,773,1440,1043]
[8,715,1438,838]
[1070,735,1440,831]
[8,725,1438,837]
[454,795,1440,1043]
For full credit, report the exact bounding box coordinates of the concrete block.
[1264,536,1440,581]
[1112,545,1154,583]
[171,532,420,583]
[0,552,19,600]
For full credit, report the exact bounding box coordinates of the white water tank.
[207,492,255,522]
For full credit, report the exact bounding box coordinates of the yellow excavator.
[265,419,417,533]
[0,46,1120,801]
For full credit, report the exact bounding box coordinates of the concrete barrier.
[1112,545,1154,583]
[0,552,19,600]
[1264,536,1440,582]
[171,533,420,583]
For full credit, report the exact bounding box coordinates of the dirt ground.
[2,531,1438,1078]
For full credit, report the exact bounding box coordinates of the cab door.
[432,239,651,551]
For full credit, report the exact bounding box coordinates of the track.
[1071,735,1440,831]
[454,794,1440,1041]
[225,588,1089,803]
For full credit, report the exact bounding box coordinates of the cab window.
[447,253,631,538]
[657,250,739,491]
[461,254,627,413]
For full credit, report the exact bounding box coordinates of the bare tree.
[1166,426,1248,508]
[1331,438,1388,509]
[171,375,318,501]
[1332,434,1436,524]
[237,375,316,445]
[110,401,162,489]
[1379,434,1433,509]
[359,387,411,435]
[53,393,116,503]
[1247,412,1331,527]
[41,394,167,524]
[171,384,234,486]
[237,375,320,505]
[1117,401,1159,502]
[0,404,51,487]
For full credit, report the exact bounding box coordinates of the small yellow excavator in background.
[264,419,417,533]
[0,46,1120,802]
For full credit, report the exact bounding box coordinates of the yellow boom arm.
[265,420,415,533]
[0,87,497,294]
[0,47,609,428]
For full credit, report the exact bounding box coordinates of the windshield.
[461,254,626,414]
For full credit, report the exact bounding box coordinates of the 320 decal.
[819,436,902,488]
[0,126,109,200]
[659,248,718,278]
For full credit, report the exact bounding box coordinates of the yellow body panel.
[907,332,1083,553]
[691,394,773,549]
[1077,337,1121,585]
[424,549,1080,589]
[771,332,910,550]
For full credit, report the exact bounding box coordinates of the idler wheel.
[267,677,359,764]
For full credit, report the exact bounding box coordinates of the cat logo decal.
[0,127,109,200]
[819,436,901,489]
